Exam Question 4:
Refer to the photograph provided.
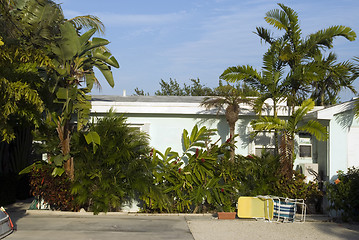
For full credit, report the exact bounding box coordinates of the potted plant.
[217,198,237,219]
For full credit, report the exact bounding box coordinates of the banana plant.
[47,22,119,179]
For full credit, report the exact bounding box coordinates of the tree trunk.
[229,124,235,163]
[273,101,279,156]
[56,119,74,180]
[279,132,294,179]
[225,105,239,163]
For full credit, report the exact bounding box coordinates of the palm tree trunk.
[273,101,279,156]
[279,132,294,179]
[229,124,235,163]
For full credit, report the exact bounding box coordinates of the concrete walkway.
[3,200,359,240]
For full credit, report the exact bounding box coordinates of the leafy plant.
[326,167,359,222]
[28,163,77,211]
[144,125,233,213]
[71,113,152,214]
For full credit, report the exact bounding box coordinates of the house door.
[347,127,359,168]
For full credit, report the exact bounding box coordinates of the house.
[306,100,359,181]
[91,95,359,182]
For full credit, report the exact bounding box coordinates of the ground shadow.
[314,221,359,240]
[4,197,33,230]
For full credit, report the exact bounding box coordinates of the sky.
[55,0,359,101]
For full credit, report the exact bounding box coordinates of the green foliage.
[28,163,77,211]
[326,168,359,222]
[273,171,322,200]
[220,152,321,202]
[144,125,233,213]
[251,99,328,178]
[0,78,43,142]
[153,78,215,96]
[223,153,280,196]
[71,114,152,214]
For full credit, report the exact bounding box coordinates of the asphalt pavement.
[3,199,359,240]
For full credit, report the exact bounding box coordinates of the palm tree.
[256,3,356,106]
[251,99,327,178]
[310,53,357,106]
[221,41,287,155]
[201,84,253,162]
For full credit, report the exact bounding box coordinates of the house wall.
[328,110,359,180]
[108,113,252,156]
[93,113,255,158]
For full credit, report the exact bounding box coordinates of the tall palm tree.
[311,53,357,106]
[256,3,356,106]
[201,84,253,162]
[251,99,327,178]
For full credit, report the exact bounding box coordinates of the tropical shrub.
[28,163,77,211]
[326,168,359,221]
[143,125,234,213]
[225,153,280,196]
[220,152,322,205]
[71,113,153,214]
[273,171,322,202]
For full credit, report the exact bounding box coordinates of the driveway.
[4,200,359,240]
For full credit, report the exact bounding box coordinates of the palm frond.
[354,98,359,119]
[297,120,328,141]
[304,25,356,52]
[254,27,274,45]
[220,65,262,84]
[264,8,288,31]
[289,99,315,128]
[68,15,105,35]
[250,116,286,132]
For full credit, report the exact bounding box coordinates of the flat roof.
[92,95,206,103]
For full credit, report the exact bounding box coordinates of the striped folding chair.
[272,197,306,222]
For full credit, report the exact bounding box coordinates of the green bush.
[143,125,233,213]
[143,127,322,213]
[219,152,322,206]
[71,113,153,214]
[326,168,359,221]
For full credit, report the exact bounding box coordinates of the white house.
[91,95,359,182]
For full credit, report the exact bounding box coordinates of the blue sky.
[56,0,359,101]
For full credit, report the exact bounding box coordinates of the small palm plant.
[201,84,254,162]
[251,99,328,178]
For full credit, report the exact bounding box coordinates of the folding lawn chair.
[237,196,273,220]
[271,196,306,222]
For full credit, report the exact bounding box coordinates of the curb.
[25,210,214,217]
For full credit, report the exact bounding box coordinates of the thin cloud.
[96,11,189,27]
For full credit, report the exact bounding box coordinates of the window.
[253,131,276,157]
[299,133,312,158]
[299,145,311,158]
